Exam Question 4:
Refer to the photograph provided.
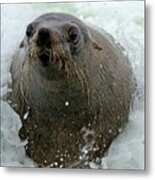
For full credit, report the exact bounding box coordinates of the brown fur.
[8,13,135,168]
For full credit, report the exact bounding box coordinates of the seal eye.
[68,26,79,43]
[26,24,34,38]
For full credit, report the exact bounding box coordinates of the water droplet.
[94,147,99,151]
[7,100,12,104]
[30,150,34,155]
[108,129,112,133]
[54,162,58,166]
[7,88,12,93]
[98,134,102,138]
[50,163,54,167]
[100,64,103,68]
[117,115,120,120]
[60,158,64,162]
[23,111,29,120]
[65,101,69,106]
[12,104,17,108]
[84,161,89,166]
[59,164,64,168]
[113,82,116,86]
[118,128,122,133]
[84,150,88,154]
[34,124,37,128]
[79,156,83,160]
[55,154,59,158]
[103,144,106,148]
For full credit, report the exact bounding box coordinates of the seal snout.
[37,27,51,47]
[36,27,66,68]
[36,27,52,66]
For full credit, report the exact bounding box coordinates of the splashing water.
[1,1,144,169]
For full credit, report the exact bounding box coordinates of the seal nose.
[38,27,50,45]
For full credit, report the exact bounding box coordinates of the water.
[1,1,144,169]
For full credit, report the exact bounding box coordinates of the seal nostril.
[38,28,50,44]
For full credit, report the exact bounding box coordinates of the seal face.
[9,12,135,168]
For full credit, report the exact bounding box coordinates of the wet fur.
[9,13,135,168]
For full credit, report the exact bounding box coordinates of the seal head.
[21,13,91,71]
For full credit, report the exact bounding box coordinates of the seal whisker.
[78,68,90,105]
[49,49,52,62]
[57,46,63,70]
[74,67,85,91]
[19,74,28,105]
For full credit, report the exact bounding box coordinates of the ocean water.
[1,1,145,169]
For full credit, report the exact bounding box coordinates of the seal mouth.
[38,51,50,66]
[38,49,62,68]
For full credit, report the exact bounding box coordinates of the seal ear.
[87,29,102,51]
[19,37,27,48]
[19,40,24,48]
[92,41,102,51]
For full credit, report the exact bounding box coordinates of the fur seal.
[9,12,135,168]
